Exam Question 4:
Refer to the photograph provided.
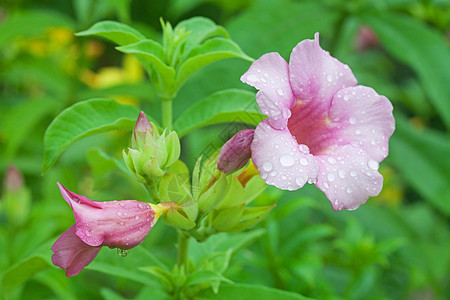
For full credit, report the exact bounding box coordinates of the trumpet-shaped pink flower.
[241,33,395,211]
[51,183,157,276]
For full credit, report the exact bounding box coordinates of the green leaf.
[176,37,253,88]
[42,98,141,174]
[173,89,264,137]
[76,20,146,45]
[389,115,450,215]
[196,283,314,300]
[185,270,232,287]
[117,40,176,97]
[1,255,51,295]
[87,262,157,285]
[175,17,230,57]
[362,12,450,128]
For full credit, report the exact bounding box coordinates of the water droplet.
[298,144,310,153]
[368,160,379,170]
[276,88,284,96]
[261,173,268,179]
[138,204,143,208]
[120,221,125,226]
[338,169,346,179]
[117,212,122,217]
[349,116,357,124]
[326,74,333,82]
[135,216,139,220]
[323,181,329,189]
[263,161,273,171]
[117,249,129,257]
[371,140,376,145]
[327,173,336,182]
[350,170,357,177]
[247,74,259,82]
[346,187,353,193]
[261,77,267,83]
[327,157,336,164]
[295,177,304,185]
[280,155,295,167]
[344,95,349,101]
[355,129,361,135]
[300,157,309,166]
[282,175,287,180]
[119,202,125,207]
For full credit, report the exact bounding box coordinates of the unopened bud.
[132,111,153,149]
[217,129,254,174]
[4,166,23,192]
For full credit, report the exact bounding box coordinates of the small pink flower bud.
[132,111,153,148]
[355,26,380,52]
[217,129,255,174]
[3,166,23,193]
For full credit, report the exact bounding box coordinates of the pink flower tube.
[51,183,158,276]
[241,33,395,211]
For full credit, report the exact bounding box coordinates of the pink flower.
[51,183,158,276]
[217,129,255,174]
[241,33,395,211]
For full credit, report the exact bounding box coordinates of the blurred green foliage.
[0,0,449,299]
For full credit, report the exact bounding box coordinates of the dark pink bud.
[51,183,158,276]
[217,129,255,174]
[132,111,153,148]
[355,26,380,52]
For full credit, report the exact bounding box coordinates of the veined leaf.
[173,89,264,137]
[76,20,146,45]
[42,98,142,174]
[176,37,253,87]
[184,270,232,287]
[362,12,450,128]
[117,40,176,97]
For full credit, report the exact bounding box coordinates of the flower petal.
[251,119,318,190]
[289,33,357,111]
[51,225,102,277]
[315,145,383,211]
[329,86,395,161]
[74,200,155,249]
[241,52,294,129]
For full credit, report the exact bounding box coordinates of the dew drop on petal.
[295,177,304,186]
[326,74,333,82]
[138,204,143,209]
[338,169,346,179]
[263,161,273,171]
[327,173,336,182]
[355,129,361,135]
[344,95,349,101]
[247,74,259,82]
[276,88,284,96]
[120,221,125,226]
[261,173,268,179]
[346,187,353,194]
[135,216,139,220]
[350,170,357,177]
[117,212,122,217]
[298,144,310,153]
[349,116,357,124]
[327,157,336,164]
[368,160,379,170]
[280,155,295,167]
[323,181,329,189]
[300,157,309,166]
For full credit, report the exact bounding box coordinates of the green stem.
[177,230,190,268]
[162,99,173,130]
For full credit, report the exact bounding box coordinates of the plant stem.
[162,99,173,130]
[177,230,190,268]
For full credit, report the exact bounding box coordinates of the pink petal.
[251,119,319,190]
[241,52,294,129]
[329,86,395,161]
[51,225,102,277]
[289,33,357,113]
[315,145,383,211]
[73,200,155,249]
[57,182,101,209]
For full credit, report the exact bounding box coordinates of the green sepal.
[163,203,196,230]
[197,174,229,216]
[229,204,275,232]
[212,204,245,232]
[243,175,266,204]
[165,131,181,167]
[214,175,245,211]
[159,173,192,204]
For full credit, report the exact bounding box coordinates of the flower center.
[287,101,337,155]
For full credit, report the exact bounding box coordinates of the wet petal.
[315,145,383,211]
[241,52,294,129]
[251,120,318,190]
[51,225,102,277]
[289,33,357,112]
[329,86,395,161]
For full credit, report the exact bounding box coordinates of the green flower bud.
[123,112,181,192]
